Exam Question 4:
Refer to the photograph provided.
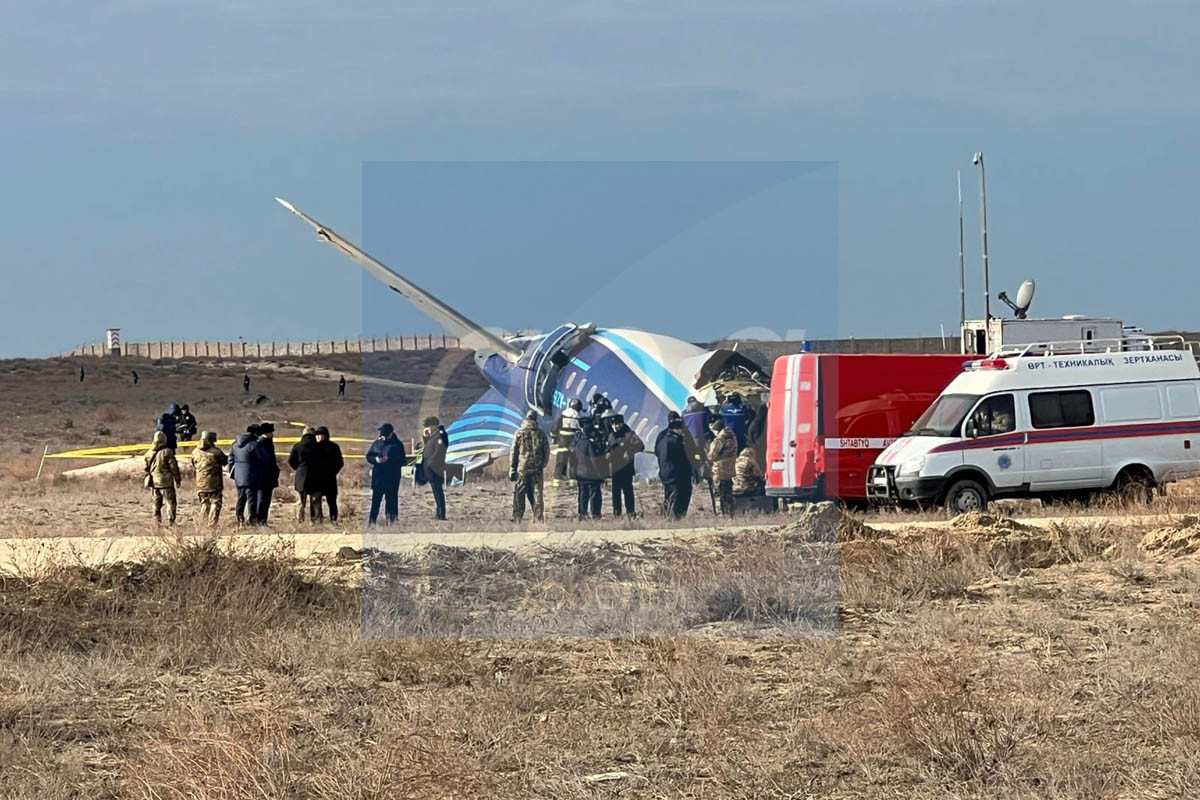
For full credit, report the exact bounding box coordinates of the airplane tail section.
[275,198,522,362]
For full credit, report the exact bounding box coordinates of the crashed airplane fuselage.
[275,198,764,471]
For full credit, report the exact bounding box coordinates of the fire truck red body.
[765,353,967,501]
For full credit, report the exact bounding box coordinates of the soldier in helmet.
[589,393,612,429]
[551,398,584,486]
[192,430,228,526]
[509,410,550,521]
[143,431,182,526]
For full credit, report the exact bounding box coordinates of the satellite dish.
[997,279,1036,319]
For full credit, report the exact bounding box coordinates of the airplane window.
[618,404,628,416]
[565,372,577,389]
[576,381,587,397]
[628,411,639,426]
[636,418,648,435]
[648,426,659,441]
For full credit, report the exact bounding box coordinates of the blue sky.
[2,0,1198,356]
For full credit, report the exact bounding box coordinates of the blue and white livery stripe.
[591,330,691,412]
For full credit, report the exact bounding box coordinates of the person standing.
[192,430,228,527]
[132,369,139,385]
[421,416,449,521]
[79,366,85,383]
[509,410,550,522]
[288,427,324,522]
[683,396,711,483]
[157,404,179,451]
[588,393,612,427]
[655,418,693,519]
[574,419,609,520]
[366,423,406,525]
[229,425,261,524]
[338,375,346,398]
[243,373,251,394]
[143,431,182,526]
[177,404,198,442]
[253,422,280,524]
[314,426,344,522]
[606,413,643,517]
[707,418,739,516]
[720,392,751,450]
[550,399,583,486]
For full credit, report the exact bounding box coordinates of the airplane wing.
[444,387,525,471]
[275,197,522,362]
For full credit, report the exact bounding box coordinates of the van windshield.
[904,394,979,437]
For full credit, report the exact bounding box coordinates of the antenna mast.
[974,152,991,321]
[957,170,965,330]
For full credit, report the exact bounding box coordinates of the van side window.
[967,394,1016,436]
[1029,390,1095,429]
[1167,385,1200,419]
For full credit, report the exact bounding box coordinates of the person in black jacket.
[288,428,324,522]
[574,420,609,520]
[655,418,693,519]
[366,423,406,525]
[420,416,449,521]
[253,422,280,524]
[314,426,344,521]
[606,413,643,517]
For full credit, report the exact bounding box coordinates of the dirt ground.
[5,355,1200,798]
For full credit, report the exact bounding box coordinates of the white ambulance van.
[868,336,1200,515]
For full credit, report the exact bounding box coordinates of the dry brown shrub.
[96,405,125,423]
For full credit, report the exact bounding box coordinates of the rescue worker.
[551,399,583,485]
[156,404,179,451]
[143,430,182,526]
[366,423,405,525]
[243,373,250,394]
[707,418,739,516]
[253,422,280,524]
[509,410,550,522]
[574,419,610,519]
[229,424,261,524]
[606,413,643,517]
[421,415,449,521]
[733,446,766,498]
[288,427,324,522]
[589,393,612,428]
[720,392,753,450]
[338,375,346,398]
[192,430,228,527]
[655,417,692,519]
[314,426,344,521]
[176,404,198,442]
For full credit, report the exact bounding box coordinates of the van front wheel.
[943,479,988,517]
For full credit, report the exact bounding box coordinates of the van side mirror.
[964,420,978,439]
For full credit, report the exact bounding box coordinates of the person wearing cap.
[366,422,406,525]
[288,426,324,523]
[574,418,610,519]
[606,412,643,517]
[229,424,261,524]
[176,404,198,443]
[419,416,450,521]
[192,431,228,526]
[314,426,344,522]
[252,422,280,524]
[509,410,550,522]
[143,430,182,525]
[655,417,693,519]
[589,393,612,428]
[707,418,739,516]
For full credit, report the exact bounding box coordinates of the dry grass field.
[4,355,1200,798]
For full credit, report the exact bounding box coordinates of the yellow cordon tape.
[45,436,375,461]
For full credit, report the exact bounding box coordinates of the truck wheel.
[943,479,988,517]
[1114,467,1154,506]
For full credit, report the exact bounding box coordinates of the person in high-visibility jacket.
[551,399,584,486]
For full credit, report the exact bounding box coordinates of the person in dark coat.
[287,428,324,522]
[132,370,139,385]
[574,420,610,519]
[176,404,198,442]
[366,423,406,525]
[606,413,643,517]
[420,416,449,521]
[338,375,346,398]
[252,422,280,524]
[656,418,693,519]
[243,373,250,394]
[229,425,261,524]
[156,404,179,451]
[314,426,344,521]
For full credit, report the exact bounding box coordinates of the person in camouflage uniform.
[144,430,182,525]
[509,410,550,522]
[732,446,765,498]
[706,418,739,516]
[192,430,228,526]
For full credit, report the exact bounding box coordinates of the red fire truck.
[765,353,967,502]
